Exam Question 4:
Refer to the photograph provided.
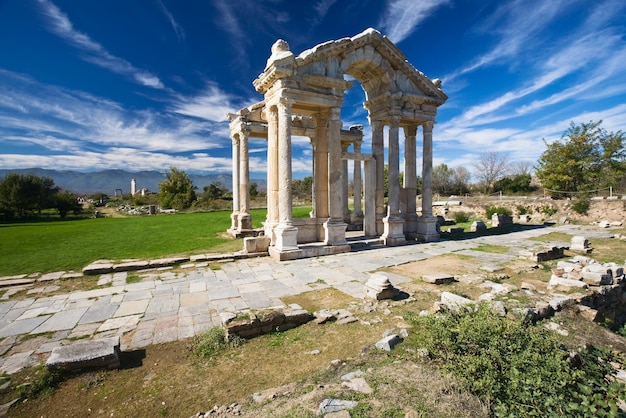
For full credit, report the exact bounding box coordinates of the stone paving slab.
[0,224,612,374]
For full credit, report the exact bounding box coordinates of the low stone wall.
[579,281,626,327]
[220,306,313,339]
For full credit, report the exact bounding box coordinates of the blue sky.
[1,0,625,180]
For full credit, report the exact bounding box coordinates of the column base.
[381,215,406,246]
[262,220,278,246]
[417,215,440,242]
[323,219,347,245]
[237,212,252,231]
[227,211,240,237]
[405,213,419,240]
[273,222,299,251]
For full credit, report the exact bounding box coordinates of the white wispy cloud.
[0,70,232,169]
[378,0,451,44]
[171,82,239,122]
[157,0,185,41]
[37,0,164,89]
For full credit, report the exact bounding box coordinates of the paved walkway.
[0,224,615,374]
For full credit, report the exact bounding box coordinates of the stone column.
[363,157,376,236]
[272,97,299,252]
[313,112,329,220]
[371,119,385,235]
[324,106,347,245]
[341,142,350,223]
[404,125,418,239]
[382,116,406,245]
[417,121,439,242]
[237,129,252,231]
[229,136,240,233]
[264,105,279,243]
[351,141,363,224]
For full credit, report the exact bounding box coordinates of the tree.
[472,152,510,193]
[202,182,228,201]
[536,121,626,197]
[451,166,471,195]
[494,174,533,194]
[0,173,58,218]
[432,164,454,195]
[158,167,197,210]
[54,191,82,218]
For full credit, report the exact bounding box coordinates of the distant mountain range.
[0,168,266,195]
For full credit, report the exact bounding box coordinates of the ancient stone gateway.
[228,28,447,261]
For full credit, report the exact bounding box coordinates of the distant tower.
[131,179,136,196]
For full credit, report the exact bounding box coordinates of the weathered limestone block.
[375,334,403,351]
[582,264,613,286]
[491,213,513,227]
[82,262,114,275]
[548,276,588,291]
[578,305,599,321]
[317,399,358,415]
[519,246,565,262]
[518,214,532,223]
[470,221,487,232]
[46,336,120,372]
[422,273,455,285]
[557,260,582,273]
[243,236,271,253]
[440,291,474,311]
[570,236,592,253]
[364,274,400,300]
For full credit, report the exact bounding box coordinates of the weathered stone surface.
[470,221,487,232]
[375,334,403,351]
[342,377,373,394]
[364,274,400,300]
[317,399,358,415]
[440,291,474,311]
[46,336,120,372]
[82,262,114,275]
[491,213,513,227]
[570,236,592,253]
[548,276,588,291]
[422,273,455,284]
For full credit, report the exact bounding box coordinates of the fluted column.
[351,141,363,224]
[229,136,240,232]
[381,116,405,245]
[387,116,401,216]
[371,119,385,235]
[421,121,434,218]
[265,105,279,243]
[417,121,439,242]
[341,142,350,223]
[313,111,329,219]
[270,97,299,254]
[237,129,252,231]
[324,106,347,245]
[404,125,418,238]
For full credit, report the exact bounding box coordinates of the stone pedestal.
[238,213,252,231]
[365,274,400,300]
[273,223,298,251]
[382,215,406,246]
[416,215,439,242]
[405,213,419,240]
[324,220,348,245]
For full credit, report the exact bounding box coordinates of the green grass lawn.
[0,207,313,277]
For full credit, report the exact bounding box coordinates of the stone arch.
[230,28,447,260]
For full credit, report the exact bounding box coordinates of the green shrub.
[539,204,558,216]
[453,211,470,223]
[484,206,512,219]
[16,364,63,399]
[189,326,245,359]
[572,197,591,215]
[405,305,625,417]
[516,205,530,215]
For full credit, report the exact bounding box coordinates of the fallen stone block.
[570,236,592,253]
[440,291,474,311]
[317,399,358,415]
[578,305,599,321]
[470,221,487,232]
[46,336,120,372]
[375,334,403,351]
[548,276,588,291]
[422,273,455,285]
